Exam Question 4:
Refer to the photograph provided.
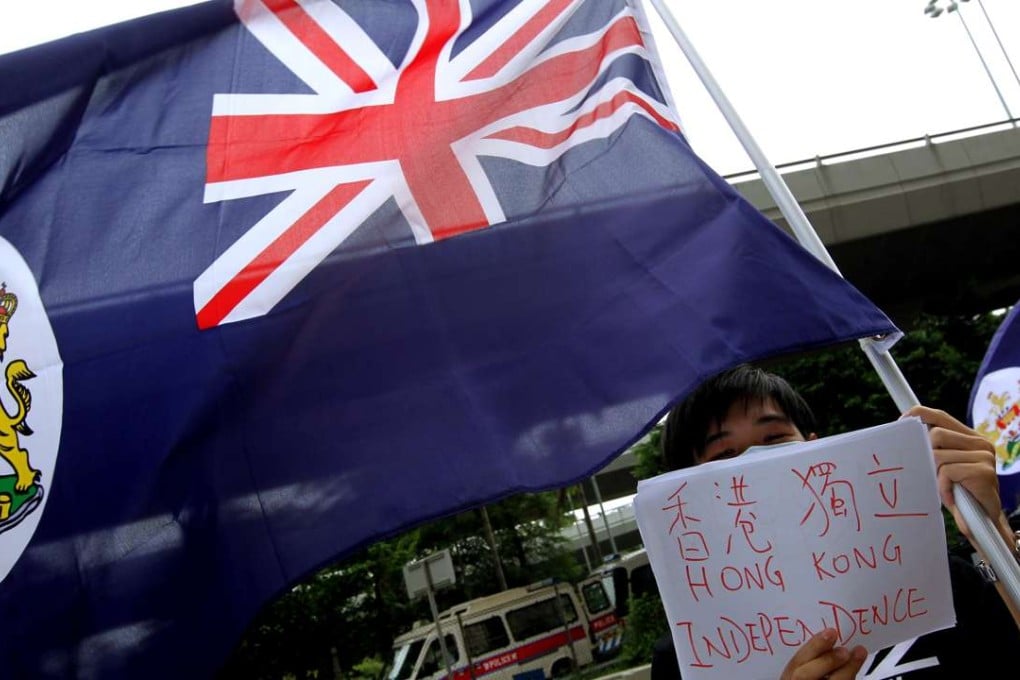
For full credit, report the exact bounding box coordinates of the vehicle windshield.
[581,579,612,614]
[388,638,426,680]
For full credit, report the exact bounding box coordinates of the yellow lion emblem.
[0,284,39,494]
[976,389,1020,469]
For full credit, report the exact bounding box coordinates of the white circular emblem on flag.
[0,236,63,583]
[971,367,1020,477]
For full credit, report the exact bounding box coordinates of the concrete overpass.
[564,121,1020,560]
[731,120,1020,322]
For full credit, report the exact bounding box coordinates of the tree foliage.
[219,491,580,679]
[631,310,1003,481]
[766,311,1003,439]
[628,425,664,484]
[618,592,669,666]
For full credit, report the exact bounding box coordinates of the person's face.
[695,396,813,465]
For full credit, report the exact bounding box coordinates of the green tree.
[618,592,669,666]
[628,425,664,484]
[632,310,1003,479]
[769,310,1002,438]
[414,490,582,610]
[220,491,581,679]
[219,531,424,680]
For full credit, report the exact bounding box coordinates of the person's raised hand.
[901,405,1008,545]
[779,628,867,680]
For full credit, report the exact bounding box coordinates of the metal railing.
[723,117,1020,183]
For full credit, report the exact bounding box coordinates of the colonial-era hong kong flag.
[0,0,896,677]
[969,301,1020,516]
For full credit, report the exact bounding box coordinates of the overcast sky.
[3,0,1019,175]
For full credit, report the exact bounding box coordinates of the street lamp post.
[974,0,1020,92]
[924,0,1017,126]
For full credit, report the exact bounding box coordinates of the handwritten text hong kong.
[661,455,930,668]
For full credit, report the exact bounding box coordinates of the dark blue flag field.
[0,0,897,676]
[969,301,1020,516]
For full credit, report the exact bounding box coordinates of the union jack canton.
[196,0,681,329]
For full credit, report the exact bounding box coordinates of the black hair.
[660,364,817,471]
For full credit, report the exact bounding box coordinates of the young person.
[650,364,1020,680]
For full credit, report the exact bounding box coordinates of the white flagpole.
[644,0,1020,605]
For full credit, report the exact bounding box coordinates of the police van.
[592,548,658,621]
[388,576,617,680]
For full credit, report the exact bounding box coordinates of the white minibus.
[388,577,616,680]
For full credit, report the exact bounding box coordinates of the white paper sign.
[634,417,955,680]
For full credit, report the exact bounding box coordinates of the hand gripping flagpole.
[646,0,1020,607]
